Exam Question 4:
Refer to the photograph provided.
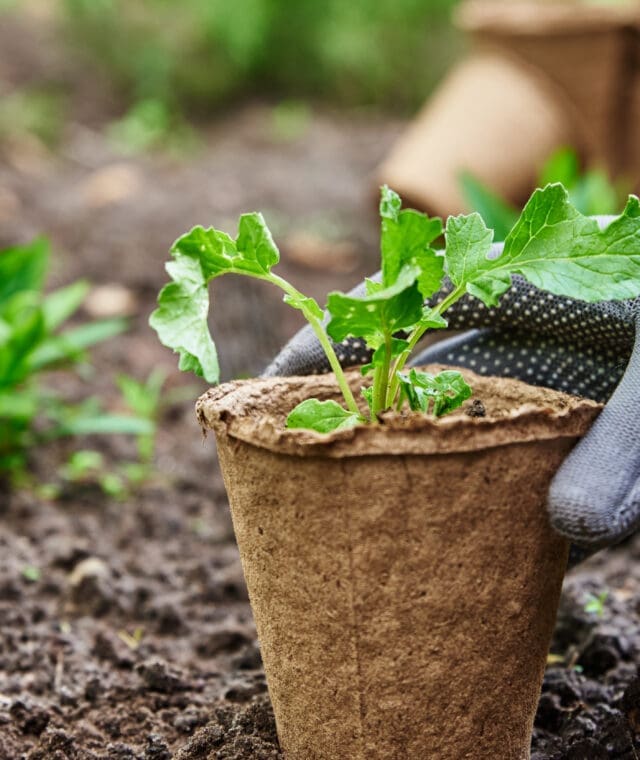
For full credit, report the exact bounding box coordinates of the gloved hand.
[264,220,640,554]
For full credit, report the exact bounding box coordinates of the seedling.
[21,565,41,583]
[151,183,640,433]
[584,590,609,618]
[117,369,166,463]
[60,450,128,500]
[0,238,153,479]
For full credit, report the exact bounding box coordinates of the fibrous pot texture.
[197,367,601,760]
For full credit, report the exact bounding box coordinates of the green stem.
[371,333,392,418]
[267,274,361,416]
[385,286,466,408]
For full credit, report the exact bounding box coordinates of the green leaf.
[0,238,49,306]
[42,280,89,330]
[364,277,384,296]
[326,266,423,347]
[235,213,281,274]
[21,565,41,583]
[539,148,580,188]
[117,370,165,418]
[0,391,38,421]
[458,172,518,241]
[397,372,425,412]
[282,293,323,320]
[583,590,608,617]
[569,171,619,217]
[379,184,402,221]
[29,318,127,371]
[285,398,363,433]
[173,213,279,280]
[495,184,640,302]
[379,186,443,294]
[150,252,219,383]
[151,214,283,384]
[0,304,45,387]
[398,369,472,416]
[56,414,154,437]
[361,386,374,412]
[444,212,508,307]
[420,308,448,330]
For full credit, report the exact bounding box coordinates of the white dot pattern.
[265,275,638,404]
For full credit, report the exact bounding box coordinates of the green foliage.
[0,86,66,147]
[584,590,608,618]
[151,182,640,434]
[461,148,629,240]
[398,369,472,417]
[21,565,41,583]
[497,188,640,302]
[286,399,363,433]
[59,0,461,116]
[116,369,166,462]
[59,449,128,499]
[0,238,150,476]
[458,173,519,242]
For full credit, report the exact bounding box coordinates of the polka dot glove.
[264,224,640,552]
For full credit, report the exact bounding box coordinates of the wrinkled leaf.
[326,266,423,347]
[151,214,282,383]
[494,184,640,301]
[380,185,443,295]
[444,212,508,307]
[150,252,219,383]
[398,369,472,416]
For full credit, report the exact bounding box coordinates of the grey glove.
[264,221,640,551]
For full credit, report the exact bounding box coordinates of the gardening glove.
[264,220,640,552]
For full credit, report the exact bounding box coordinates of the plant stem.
[267,274,361,415]
[371,333,392,418]
[385,286,466,408]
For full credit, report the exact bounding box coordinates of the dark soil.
[2,9,640,759]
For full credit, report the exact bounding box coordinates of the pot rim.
[196,367,601,459]
[458,1,640,36]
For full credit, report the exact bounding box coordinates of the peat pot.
[196,367,601,760]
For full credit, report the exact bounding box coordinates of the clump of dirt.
[531,548,640,759]
[175,697,281,760]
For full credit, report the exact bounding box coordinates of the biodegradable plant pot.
[197,367,601,760]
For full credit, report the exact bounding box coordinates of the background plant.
[59,0,462,118]
[460,147,629,240]
[0,238,152,481]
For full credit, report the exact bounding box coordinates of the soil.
[2,9,640,760]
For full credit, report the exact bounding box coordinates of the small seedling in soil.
[584,590,609,618]
[0,238,153,481]
[117,368,166,464]
[152,183,640,432]
[21,565,41,583]
[117,626,145,650]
